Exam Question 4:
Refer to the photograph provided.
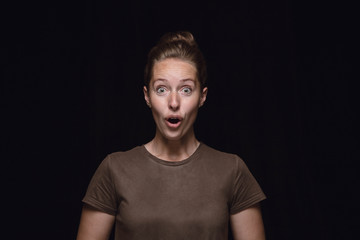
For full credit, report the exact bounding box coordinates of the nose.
[168,91,180,111]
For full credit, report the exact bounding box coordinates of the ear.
[199,87,208,107]
[143,86,151,108]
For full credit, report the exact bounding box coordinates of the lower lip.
[165,120,182,129]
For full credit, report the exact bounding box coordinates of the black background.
[2,0,357,239]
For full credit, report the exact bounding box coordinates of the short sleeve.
[82,155,118,215]
[230,156,266,214]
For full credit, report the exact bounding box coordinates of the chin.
[156,125,192,142]
[163,134,183,141]
[160,130,186,142]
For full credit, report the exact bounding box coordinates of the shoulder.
[199,143,246,171]
[100,145,145,169]
[200,143,243,163]
[107,145,144,160]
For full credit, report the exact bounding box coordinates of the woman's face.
[144,58,207,142]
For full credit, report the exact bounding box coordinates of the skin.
[230,204,266,240]
[143,58,207,161]
[76,58,265,240]
[76,205,115,240]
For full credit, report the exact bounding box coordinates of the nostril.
[169,101,180,110]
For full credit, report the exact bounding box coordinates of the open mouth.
[167,118,181,124]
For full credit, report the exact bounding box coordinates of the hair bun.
[144,30,206,90]
[158,31,197,47]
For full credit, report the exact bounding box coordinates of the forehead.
[152,58,197,81]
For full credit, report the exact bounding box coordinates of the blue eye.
[181,87,192,95]
[156,87,167,95]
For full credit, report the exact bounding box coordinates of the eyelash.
[154,86,193,96]
[156,87,167,95]
[181,87,192,95]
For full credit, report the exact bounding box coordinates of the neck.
[145,129,200,162]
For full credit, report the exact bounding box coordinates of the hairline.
[148,57,201,87]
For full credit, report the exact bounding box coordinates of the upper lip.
[166,115,183,121]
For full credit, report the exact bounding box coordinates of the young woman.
[77,31,266,240]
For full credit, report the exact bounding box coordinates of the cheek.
[185,100,201,116]
[149,99,164,117]
[151,106,161,118]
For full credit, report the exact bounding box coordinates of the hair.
[144,31,207,90]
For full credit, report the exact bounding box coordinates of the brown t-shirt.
[83,143,266,240]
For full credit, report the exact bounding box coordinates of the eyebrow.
[153,78,195,83]
[180,78,196,83]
